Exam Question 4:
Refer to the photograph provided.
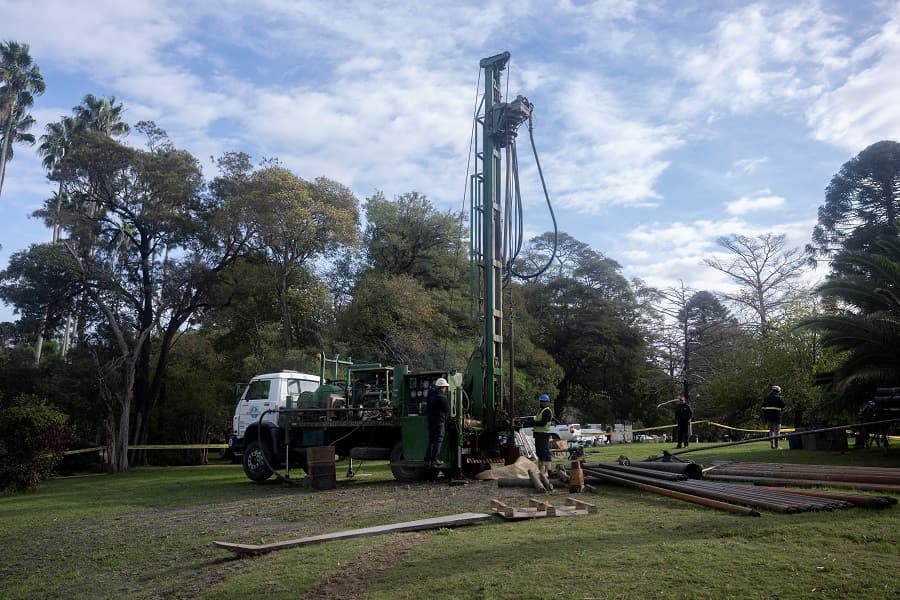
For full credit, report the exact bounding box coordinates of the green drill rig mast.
[466,51,533,429]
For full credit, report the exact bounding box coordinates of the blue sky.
[2,0,899,322]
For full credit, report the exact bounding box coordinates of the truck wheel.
[242,440,274,482]
[389,441,427,483]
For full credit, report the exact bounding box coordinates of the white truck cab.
[230,371,321,452]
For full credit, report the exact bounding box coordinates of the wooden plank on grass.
[212,512,492,556]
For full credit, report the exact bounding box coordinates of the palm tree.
[0,41,45,198]
[73,93,129,136]
[0,108,37,161]
[801,234,900,389]
[38,116,77,242]
[33,96,130,363]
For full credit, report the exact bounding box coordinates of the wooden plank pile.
[491,497,596,520]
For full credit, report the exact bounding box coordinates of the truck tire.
[242,440,274,482]
[350,446,392,460]
[389,441,427,483]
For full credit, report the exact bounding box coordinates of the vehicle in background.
[519,417,583,441]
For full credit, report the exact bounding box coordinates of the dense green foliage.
[1,51,898,475]
[0,394,73,493]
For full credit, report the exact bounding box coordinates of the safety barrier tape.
[624,420,795,435]
[63,444,228,456]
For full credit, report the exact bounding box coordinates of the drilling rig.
[235,51,549,483]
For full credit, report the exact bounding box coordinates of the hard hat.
[539,394,551,402]
[434,377,449,388]
[771,385,781,392]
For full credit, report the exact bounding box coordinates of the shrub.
[0,394,74,494]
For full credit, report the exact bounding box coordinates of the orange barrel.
[307,445,336,491]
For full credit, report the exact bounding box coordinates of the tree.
[363,191,463,290]
[32,100,131,364]
[809,140,900,265]
[72,94,130,137]
[2,130,253,472]
[518,232,646,422]
[0,108,36,162]
[38,116,77,242]
[680,290,742,402]
[704,233,807,334]
[801,232,900,390]
[244,168,358,350]
[340,273,437,366]
[0,41,45,198]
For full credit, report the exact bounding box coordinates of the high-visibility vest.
[533,406,553,433]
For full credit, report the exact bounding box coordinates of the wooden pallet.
[491,497,596,519]
[213,512,492,556]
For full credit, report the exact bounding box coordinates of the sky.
[2,0,900,323]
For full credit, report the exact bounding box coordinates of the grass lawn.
[1,441,898,599]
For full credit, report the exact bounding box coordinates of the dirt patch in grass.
[303,531,428,599]
[4,473,541,600]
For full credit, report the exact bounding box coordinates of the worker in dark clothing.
[674,396,693,448]
[763,385,786,449]
[424,378,450,467]
[533,394,553,476]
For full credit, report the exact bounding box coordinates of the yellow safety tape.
[63,444,228,455]
[705,421,795,434]
[629,421,795,435]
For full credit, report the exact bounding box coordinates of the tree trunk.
[104,397,131,473]
[281,271,293,350]
[33,310,47,366]
[0,105,13,199]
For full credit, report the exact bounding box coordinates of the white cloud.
[623,214,817,294]
[675,2,850,117]
[534,75,683,213]
[725,191,785,215]
[728,156,769,176]
[807,10,900,151]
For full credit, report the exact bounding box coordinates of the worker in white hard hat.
[424,377,450,468]
[762,385,786,449]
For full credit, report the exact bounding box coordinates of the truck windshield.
[288,379,318,396]
[245,380,271,400]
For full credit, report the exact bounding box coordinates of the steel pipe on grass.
[583,467,853,513]
[583,467,760,516]
[756,486,898,509]
[705,462,900,485]
[629,461,703,479]
[581,462,688,481]
[703,473,900,494]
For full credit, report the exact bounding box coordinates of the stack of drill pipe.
[583,460,702,479]
[629,461,704,479]
[581,466,760,516]
[581,462,688,481]
[756,486,898,509]
[703,462,900,494]
[687,480,855,512]
[582,466,856,513]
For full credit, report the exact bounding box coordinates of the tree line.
[2,41,899,487]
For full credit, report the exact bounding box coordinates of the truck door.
[235,377,277,438]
